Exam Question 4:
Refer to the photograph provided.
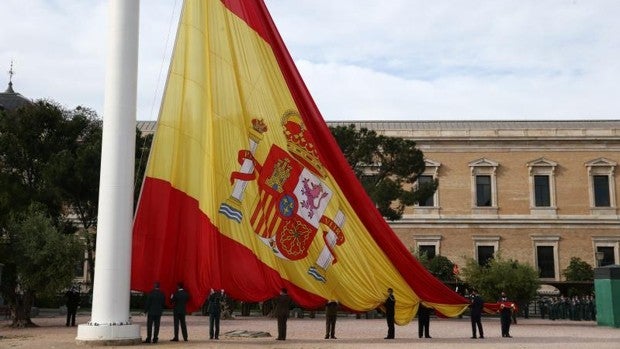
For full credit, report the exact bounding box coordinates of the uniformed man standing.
[384,288,396,339]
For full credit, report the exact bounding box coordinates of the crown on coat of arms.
[281,110,325,177]
[249,118,268,143]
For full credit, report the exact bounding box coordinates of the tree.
[329,124,437,220]
[563,257,594,281]
[0,99,160,326]
[461,256,540,308]
[0,101,73,226]
[0,205,82,327]
[413,250,457,283]
[0,101,100,325]
[47,106,103,289]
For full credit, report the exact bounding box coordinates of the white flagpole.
[76,0,141,344]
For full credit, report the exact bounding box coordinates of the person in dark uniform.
[417,303,432,338]
[469,289,484,339]
[384,288,396,339]
[207,289,222,340]
[143,282,166,343]
[325,300,339,339]
[170,282,190,342]
[275,288,291,340]
[498,292,514,338]
[64,285,80,327]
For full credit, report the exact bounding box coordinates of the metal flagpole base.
[76,323,141,345]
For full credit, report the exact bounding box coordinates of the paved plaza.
[1,312,619,348]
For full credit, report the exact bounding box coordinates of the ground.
[1,312,619,348]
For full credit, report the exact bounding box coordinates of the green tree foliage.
[563,257,594,281]
[461,256,540,305]
[329,124,437,220]
[0,101,101,326]
[49,106,102,231]
[1,205,82,327]
[0,101,72,226]
[413,250,457,283]
[47,107,103,288]
[0,100,155,325]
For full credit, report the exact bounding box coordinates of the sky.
[1,0,619,121]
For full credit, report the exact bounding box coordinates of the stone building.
[138,119,620,282]
[331,120,620,282]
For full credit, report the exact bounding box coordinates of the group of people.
[253,286,515,341]
[142,282,191,343]
[274,288,340,341]
[141,283,286,343]
[142,282,229,344]
[382,288,516,340]
[539,294,596,321]
[142,283,520,342]
[142,285,336,342]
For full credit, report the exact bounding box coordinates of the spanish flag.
[131,0,468,324]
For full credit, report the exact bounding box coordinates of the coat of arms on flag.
[219,110,346,281]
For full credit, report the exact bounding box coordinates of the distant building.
[332,120,620,279]
[0,65,32,111]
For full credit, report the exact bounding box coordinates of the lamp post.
[596,251,605,267]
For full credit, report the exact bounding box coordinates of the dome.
[0,81,32,111]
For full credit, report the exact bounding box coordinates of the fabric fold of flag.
[131,0,469,325]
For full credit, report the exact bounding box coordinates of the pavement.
[1,312,620,348]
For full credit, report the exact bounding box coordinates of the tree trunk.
[83,230,96,291]
[10,290,37,327]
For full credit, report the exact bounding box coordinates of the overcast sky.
[1,0,619,121]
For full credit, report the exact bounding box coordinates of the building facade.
[330,120,620,282]
[139,120,620,282]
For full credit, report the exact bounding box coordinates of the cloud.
[1,0,618,121]
[273,0,620,120]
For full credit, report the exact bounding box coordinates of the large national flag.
[131,0,469,324]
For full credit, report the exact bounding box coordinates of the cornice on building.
[138,119,620,142]
[392,216,620,229]
[328,120,620,142]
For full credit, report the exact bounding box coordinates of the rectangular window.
[597,246,615,266]
[537,246,555,278]
[74,260,85,278]
[418,175,434,207]
[418,245,436,259]
[477,245,494,266]
[476,175,492,207]
[593,175,611,207]
[534,175,551,207]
